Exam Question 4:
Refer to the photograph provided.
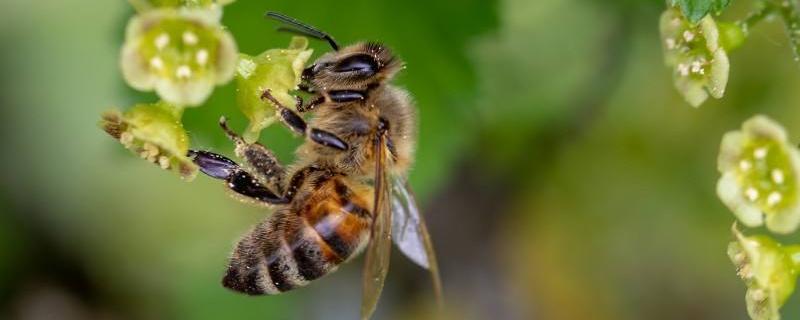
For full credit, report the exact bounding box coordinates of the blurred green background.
[2,0,800,319]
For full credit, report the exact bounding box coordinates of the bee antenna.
[265,11,340,51]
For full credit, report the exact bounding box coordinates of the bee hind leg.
[218,117,288,194]
[188,150,289,205]
[260,90,348,151]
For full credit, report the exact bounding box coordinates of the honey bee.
[188,12,442,319]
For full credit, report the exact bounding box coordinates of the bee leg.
[298,83,315,93]
[280,165,329,202]
[328,90,366,103]
[188,150,289,204]
[218,117,287,194]
[261,89,349,151]
[188,149,238,180]
[296,95,325,113]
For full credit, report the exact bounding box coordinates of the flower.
[660,7,729,107]
[100,101,197,180]
[235,36,313,142]
[717,115,800,234]
[128,0,235,13]
[728,225,800,320]
[120,8,237,107]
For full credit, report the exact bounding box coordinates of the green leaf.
[671,0,733,23]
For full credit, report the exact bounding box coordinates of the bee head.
[303,42,402,91]
[265,12,402,92]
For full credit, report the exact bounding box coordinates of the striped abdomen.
[222,177,373,295]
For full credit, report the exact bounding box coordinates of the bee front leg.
[296,95,325,113]
[188,150,289,205]
[261,90,348,151]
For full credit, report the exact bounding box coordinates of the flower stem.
[773,0,800,61]
[738,2,776,36]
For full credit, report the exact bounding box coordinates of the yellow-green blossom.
[717,115,800,234]
[728,225,800,320]
[100,101,197,180]
[121,8,237,107]
[235,36,313,142]
[660,7,729,107]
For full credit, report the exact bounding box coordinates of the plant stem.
[738,1,775,36]
[737,0,800,61]
[773,0,800,61]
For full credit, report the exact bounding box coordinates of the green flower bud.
[235,37,313,142]
[660,7,729,107]
[717,21,746,52]
[120,8,237,107]
[728,225,799,320]
[100,101,197,180]
[717,115,800,234]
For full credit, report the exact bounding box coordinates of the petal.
[674,76,708,107]
[700,15,721,52]
[766,202,800,234]
[154,77,215,107]
[718,172,764,227]
[707,48,729,99]
[718,131,745,171]
[120,40,156,91]
[743,115,788,142]
[213,26,238,85]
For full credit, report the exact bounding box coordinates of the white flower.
[120,8,237,107]
[717,115,800,234]
[660,8,729,107]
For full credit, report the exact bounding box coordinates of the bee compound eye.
[333,54,377,76]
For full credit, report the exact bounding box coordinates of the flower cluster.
[103,0,317,179]
[718,115,800,319]
[660,7,729,107]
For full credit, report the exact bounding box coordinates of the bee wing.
[361,134,393,320]
[390,177,444,306]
